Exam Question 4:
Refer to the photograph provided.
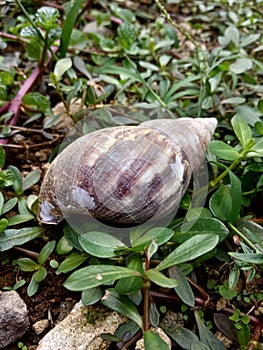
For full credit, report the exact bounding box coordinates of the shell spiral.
[38,117,217,226]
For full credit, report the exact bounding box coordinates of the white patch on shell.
[39,199,58,223]
[170,155,185,181]
[71,186,95,209]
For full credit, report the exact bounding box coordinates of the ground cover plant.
[0,0,263,349]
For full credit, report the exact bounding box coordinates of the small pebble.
[32,319,49,335]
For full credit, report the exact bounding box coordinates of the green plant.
[16,240,56,296]
[0,146,44,251]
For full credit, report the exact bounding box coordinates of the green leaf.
[57,252,88,274]
[82,287,104,306]
[56,236,73,255]
[195,310,227,350]
[98,65,143,82]
[230,58,253,74]
[0,192,4,213]
[146,269,178,288]
[0,227,45,251]
[0,218,8,233]
[231,115,252,149]
[54,58,72,80]
[157,234,219,271]
[27,275,39,297]
[8,165,23,195]
[22,93,50,113]
[79,231,127,258]
[115,255,143,294]
[0,169,15,188]
[173,218,229,244]
[59,0,82,58]
[34,266,47,283]
[35,6,59,30]
[2,198,17,215]
[64,265,141,291]
[208,141,241,161]
[7,214,34,226]
[0,145,5,168]
[229,253,263,264]
[17,258,39,272]
[132,227,174,251]
[169,266,194,307]
[209,184,232,221]
[22,170,41,191]
[162,325,199,349]
[38,240,56,265]
[101,289,143,329]
[144,330,170,350]
[117,23,137,50]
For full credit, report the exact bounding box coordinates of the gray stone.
[0,290,29,349]
[37,301,127,350]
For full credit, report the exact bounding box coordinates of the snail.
[37,117,217,226]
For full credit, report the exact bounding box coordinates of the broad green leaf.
[27,276,39,297]
[235,105,261,126]
[132,227,174,251]
[23,170,41,191]
[101,289,143,328]
[57,252,88,274]
[64,265,141,291]
[229,253,263,264]
[162,325,199,349]
[195,310,227,350]
[191,341,210,350]
[56,236,73,255]
[169,266,194,307]
[225,26,239,46]
[146,269,178,288]
[35,6,59,30]
[22,93,50,113]
[8,165,23,195]
[7,214,34,226]
[227,170,242,222]
[34,266,47,283]
[54,58,72,80]
[173,218,229,244]
[222,97,245,105]
[231,115,252,149]
[209,184,232,221]
[157,234,219,271]
[208,141,241,161]
[115,255,143,294]
[0,169,15,188]
[98,65,143,82]
[118,23,137,50]
[2,198,17,214]
[0,227,45,251]
[59,0,82,58]
[230,58,253,74]
[79,231,127,258]
[240,34,260,47]
[82,287,104,306]
[144,330,170,350]
[17,258,39,272]
[247,138,263,157]
[38,240,56,265]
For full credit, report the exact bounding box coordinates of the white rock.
[0,291,29,348]
[32,319,49,335]
[37,301,127,350]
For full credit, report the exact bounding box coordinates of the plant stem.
[209,158,242,188]
[228,222,258,252]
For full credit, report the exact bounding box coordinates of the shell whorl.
[38,117,217,226]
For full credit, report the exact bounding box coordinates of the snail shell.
[38,117,217,225]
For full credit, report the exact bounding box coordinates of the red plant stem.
[150,290,206,307]
[0,47,58,145]
[247,324,263,350]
